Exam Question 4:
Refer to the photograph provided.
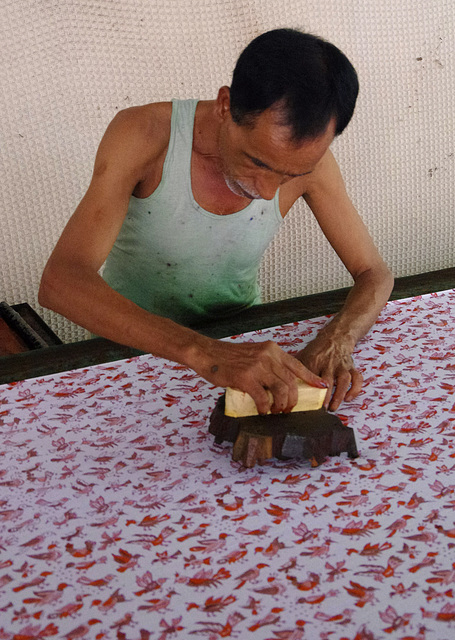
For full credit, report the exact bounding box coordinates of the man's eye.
[251,159,267,169]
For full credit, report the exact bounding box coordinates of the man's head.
[215,29,358,200]
[229,28,359,143]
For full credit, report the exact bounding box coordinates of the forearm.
[39,262,205,367]
[297,264,393,410]
[318,264,394,349]
[39,262,326,414]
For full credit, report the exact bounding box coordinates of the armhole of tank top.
[273,188,285,224]
[147,100,179,200]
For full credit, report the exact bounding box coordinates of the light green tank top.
[103,99,283,326]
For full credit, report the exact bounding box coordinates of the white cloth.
[1,290,455,637]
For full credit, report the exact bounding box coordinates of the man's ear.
[215,86,231,120]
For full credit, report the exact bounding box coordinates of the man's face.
[217,99,336,201]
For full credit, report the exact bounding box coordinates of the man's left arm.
[299,150,394,410]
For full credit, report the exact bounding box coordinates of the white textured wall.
[1,0,454,342]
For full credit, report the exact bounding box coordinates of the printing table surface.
[1,290,455,639]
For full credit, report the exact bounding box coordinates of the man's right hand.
[190,337,327,415]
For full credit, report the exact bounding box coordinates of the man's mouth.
[239,185,260,200]
[225,176,260,200]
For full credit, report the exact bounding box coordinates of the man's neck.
[191,100,252,215]
[192,100,221,159]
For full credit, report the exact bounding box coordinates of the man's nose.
[255,176,282,200]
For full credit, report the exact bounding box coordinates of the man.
[39,29,393,415]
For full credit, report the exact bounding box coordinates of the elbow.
[383,264,395,299]
[354,261,394,302]
[38,268,54,310]
[375,263,394,306]
[38,262,65,312]
[39,259,100,321]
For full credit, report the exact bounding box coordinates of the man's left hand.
[296,335,363,411]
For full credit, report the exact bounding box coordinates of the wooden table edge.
[1,267,453,384]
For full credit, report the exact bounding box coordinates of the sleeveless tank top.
[103,99,283,326]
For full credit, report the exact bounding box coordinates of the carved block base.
[209,394,359,468]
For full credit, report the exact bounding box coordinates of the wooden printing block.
[209,394,359,468]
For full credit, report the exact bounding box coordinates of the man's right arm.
[39,107,325,414]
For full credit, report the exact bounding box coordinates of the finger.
[268,384,290,414]
[329,370,352,412]
[345,369,363,401]
[260,354,318,413]
[275,357,328,412]
[322,378,334,410]
[266,377,295,414]
[287,356,327,389]
[248,383,274,415]
[267,363,300,413]
[284,375,298,412]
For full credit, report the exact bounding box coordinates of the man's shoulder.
[93,102,175,182]
[280,150,342,215]
[110,101,173,151]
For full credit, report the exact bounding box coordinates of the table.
[1,288,455,639]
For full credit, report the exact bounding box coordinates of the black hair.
[230,28,359,141]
